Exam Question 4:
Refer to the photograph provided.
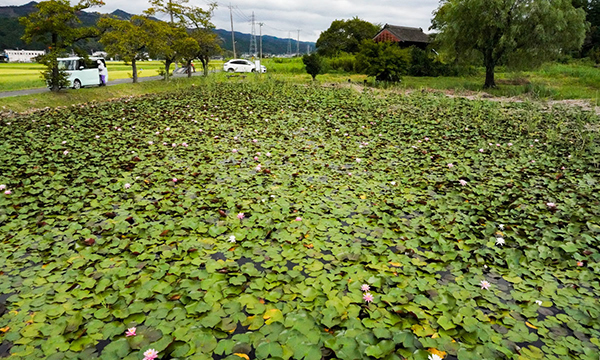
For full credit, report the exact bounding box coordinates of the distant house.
[4,49,45,63]
[373,24,430,49]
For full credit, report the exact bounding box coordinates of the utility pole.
[229,4,236,58]
[258,22,264,60]
[296,30,301,56]
[287,31,291,56]
[249,12,257,58]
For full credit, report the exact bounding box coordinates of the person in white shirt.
[97,60,107,86]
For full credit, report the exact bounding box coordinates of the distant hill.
[0,2,315,56]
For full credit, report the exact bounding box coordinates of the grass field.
[1,81,599,360]
[0,61,206,92]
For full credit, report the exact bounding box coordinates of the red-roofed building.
[373,24,430,49]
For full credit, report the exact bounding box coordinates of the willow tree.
[20,0,105,91]
[432,0,588,88]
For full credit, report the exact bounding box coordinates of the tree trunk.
[484,63,496,88]
[187,59,192,78]
[164,59,171,81]
[201,58,209,76]
[50,33,59,92]
[51,63,60,92]
[483,51,496,88]
[132,59,138,83]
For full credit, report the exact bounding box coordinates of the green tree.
[145,20,188,80]
[20,0,105,91]
[98,16,154,83]
[432,0,588,88]
[316,17,380,57]
[356,40,410,82]
[302,53,323,80]
[179,4,221,77]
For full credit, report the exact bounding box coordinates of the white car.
[223,59,267,73]
[56,56,108,89]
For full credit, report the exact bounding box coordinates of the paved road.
[0,72,209,99]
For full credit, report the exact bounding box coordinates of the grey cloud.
[0,0,440,41]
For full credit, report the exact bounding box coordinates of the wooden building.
[373,24,430,49]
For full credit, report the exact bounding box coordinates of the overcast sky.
[1,0,441,42]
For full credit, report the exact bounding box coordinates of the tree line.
[306,0,598,88]
[20,0,221,91]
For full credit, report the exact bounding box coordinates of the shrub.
[325,53,357,73]
[356,40,410,82]
[302,53,323,80]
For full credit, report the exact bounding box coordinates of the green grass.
[0,61,169,92]
[2,58,600,112]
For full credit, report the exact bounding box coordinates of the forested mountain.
[0,2,315,56]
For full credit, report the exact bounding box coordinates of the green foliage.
[356,40,410,82]
[324,53,358,73]
[99,16,156,83]
[316,17,380,57]
[432,0,588,88]
[590,47,600,64]
[36,49,70,89]
[1,81,600,360]
[19,0,104,91]
[302,53,323,80]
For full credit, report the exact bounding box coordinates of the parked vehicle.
[223,59,256,73]
[56,56,108,89]
[223,59,267,73]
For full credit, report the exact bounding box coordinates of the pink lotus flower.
[348,173,352,176]
[295,217,302,221]
[479,149,484,153]
[232,149,238,153]
[534,139,539,142]
[182,142,188,147]
[148,141,153,145]
[165,127,170,131]
[424,137,429,141]
[125,327,136,337]
[117,128,122,131]
[252,139,258,143]
[561,166,566,170]
[237,213,245,219]
[266,152,271,157]
[0,185,5,190]
[62,141,67,144]
[480,280,491,290]
[4,190,11,195]
[124,183,131,189]
[63,150,69,155]
[172,143,176,147]
[508,143,513,146]
[356,158,361,163]
[577,261,584,267]
[234,136,238,140]
[361,284,370,292]
[496,144,500,147]
[447,163,454,168]
[300,128,305,131]
[546,202,556,208]
[143,349,159,360]
[257,152,261,156]
[459,180,467,186]
[199,129,203,132]
[363,293,374,303]
[172,178,178,183]
[254,156,259,161]
[255,165,262,171]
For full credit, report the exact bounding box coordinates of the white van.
[56,56,108,89]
